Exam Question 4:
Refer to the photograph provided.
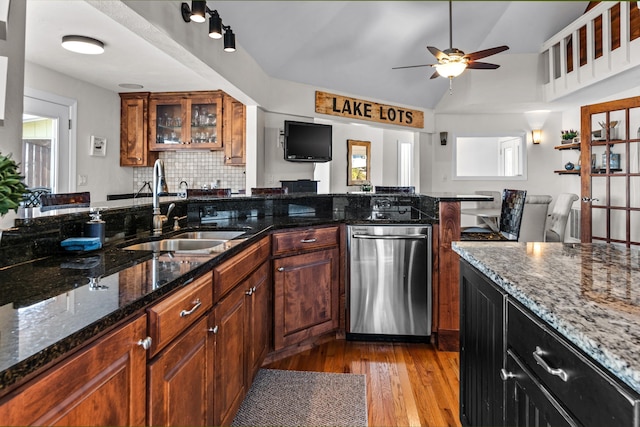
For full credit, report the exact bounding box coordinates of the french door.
[580,96,640,247]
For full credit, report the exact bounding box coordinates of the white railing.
[541,2,640,102]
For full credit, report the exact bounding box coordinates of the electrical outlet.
[78,175,88,186]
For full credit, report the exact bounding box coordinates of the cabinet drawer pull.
[208,326,219,334]
[179,298,202,317]
[245,288,253,296]
[300,238,317,243]
[277,267,284,272]
[533,346,569,382]
[500,369,515,381]
[137,336,152,350]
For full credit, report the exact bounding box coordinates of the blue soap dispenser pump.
[84,208,105,244]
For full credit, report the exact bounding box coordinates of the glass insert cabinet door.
[580,96,640,247]
[149,92,223,151]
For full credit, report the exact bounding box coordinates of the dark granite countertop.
[453,241,640,395]
[0,210,434,394]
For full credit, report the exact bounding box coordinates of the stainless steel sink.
[123,239,225,252]
[172,231,246,240]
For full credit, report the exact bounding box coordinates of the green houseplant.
[0,152,27,217]
[561,129,579,143]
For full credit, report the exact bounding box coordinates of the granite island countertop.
[452,241,640,395]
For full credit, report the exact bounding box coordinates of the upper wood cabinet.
[149,91,224,151]
[223,94,246,165]
[120,92,158,167]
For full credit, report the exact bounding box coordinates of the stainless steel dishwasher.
[347,224,431,340]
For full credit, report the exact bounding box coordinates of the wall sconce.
[440,131,448,145]
[532,129,542,145]
[181,1,236,52]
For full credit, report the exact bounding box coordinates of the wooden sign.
[315,91,424,129]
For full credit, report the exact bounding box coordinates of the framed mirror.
[453,132,527,180]
[347,139,371,185]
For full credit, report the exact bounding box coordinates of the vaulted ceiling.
[25,1,588,111]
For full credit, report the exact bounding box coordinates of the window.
[453,133,527,180]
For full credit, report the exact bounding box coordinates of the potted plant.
[561,129,579,144]
[0,152,27,217]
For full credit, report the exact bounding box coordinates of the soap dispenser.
[84,208,105,244]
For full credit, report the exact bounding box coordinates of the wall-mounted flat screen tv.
[284,120,332,162]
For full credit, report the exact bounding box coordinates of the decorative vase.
[564,162,575,170]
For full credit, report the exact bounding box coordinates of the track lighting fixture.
[181,1,236,52]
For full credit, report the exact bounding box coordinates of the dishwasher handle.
[351,234,428,240]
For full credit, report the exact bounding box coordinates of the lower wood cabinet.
[0,315,148,426]
[245,261,271,385]
[460,260,640,427]
[459,260,505,427]
[148,315,214,427]
[213,281,248,426]
[273,247,340,350]
[504,350,575,427]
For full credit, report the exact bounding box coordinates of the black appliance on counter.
[280,180,318,193]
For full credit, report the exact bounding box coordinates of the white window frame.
[397,140,414,187]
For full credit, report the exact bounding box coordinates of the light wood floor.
[265,339,462,427]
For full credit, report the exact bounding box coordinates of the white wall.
[0,1,26,229]
[24,62,132,202]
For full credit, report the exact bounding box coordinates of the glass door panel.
[591,208,607,240]
[630,177,640,208]
[610,209,627,242]
[591,176,607,206]
[156,104,183,145]
[190,102,218,145]
[609,176,626,206]
[631,211,640,243]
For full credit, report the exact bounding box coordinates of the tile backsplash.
[133,151,245,194]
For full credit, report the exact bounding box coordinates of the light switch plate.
[89,135,107,157]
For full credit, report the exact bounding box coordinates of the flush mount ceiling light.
[181,1,236,52]
[61,35,104,55]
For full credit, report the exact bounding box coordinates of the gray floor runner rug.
[232,369,368,427]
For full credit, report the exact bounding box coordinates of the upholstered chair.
[518,195,553,242]
[545,193,579,242]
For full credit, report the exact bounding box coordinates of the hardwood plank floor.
[264,339,461,427]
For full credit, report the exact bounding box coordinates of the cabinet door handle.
[277,267,285,272]
[500,369,515,381]
[208,326,219,334]
[180,298,202,317]
[137,336,152,350]
[533,346,569,382]
[245,288,253,296]
[300,238,317,243]
[252,286,257,293]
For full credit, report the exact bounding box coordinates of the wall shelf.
[554,169,580,175]
[554,143,580,150]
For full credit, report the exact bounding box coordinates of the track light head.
[224,28,236,52]
[208,10,223,39]
[190,0,206,23]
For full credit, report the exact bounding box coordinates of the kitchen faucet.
[152,159,174,235]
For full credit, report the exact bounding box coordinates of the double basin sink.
[123,230,246,254]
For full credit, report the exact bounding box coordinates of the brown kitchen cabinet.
[223,94,246,165]
[120,92,158,166]
[213,282,248,426]
[148,315,214,427]
[272,226,341,351]
[212,236,271,426]
[149,91,223,151]
[0,315,148,426]
[146,273,214,426]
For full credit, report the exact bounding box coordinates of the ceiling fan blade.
[427,46,449,61]
[464,45,509,61]
[392,64,435,70]
[466,61,500,70]
[430,70,440,79]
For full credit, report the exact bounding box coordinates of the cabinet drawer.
[214,236,270,301]
[508,302,639,426]
[272,226,339,256]
[148,273,213,357]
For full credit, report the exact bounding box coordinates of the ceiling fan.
[393,0,509,84]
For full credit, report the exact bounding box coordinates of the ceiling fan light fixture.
[435,61,467,78]
[61,35,104,55]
